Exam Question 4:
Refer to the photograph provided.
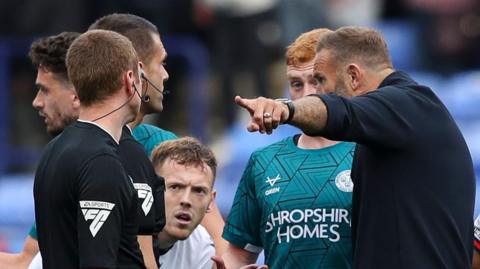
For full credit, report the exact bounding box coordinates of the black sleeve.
[76,154,134,269]
[312,87,418,148]
[152,175,166,234]
[119,138,158,235]
[474,216,480,253]
[133,180,156,235]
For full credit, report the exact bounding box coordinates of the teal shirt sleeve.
[29,223,38,240]
[132,124,178,157]
[222,154,263,253]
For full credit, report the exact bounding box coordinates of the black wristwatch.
[275,98,295,124]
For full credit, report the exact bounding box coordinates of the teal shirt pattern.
[223,137,355,269]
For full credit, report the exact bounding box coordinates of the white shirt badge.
[134,183,154,215]
[80,200,115,237]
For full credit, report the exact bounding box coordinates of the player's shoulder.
[182,225,215,260]
[53,122,119,162]
[165,225,214,258]
[133,123,177,140]
[189,225,214,244]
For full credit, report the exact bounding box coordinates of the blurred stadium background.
[1,0,480,253]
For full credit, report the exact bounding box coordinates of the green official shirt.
[132,123,177,157]
[223,136,354,269]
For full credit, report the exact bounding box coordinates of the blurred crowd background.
[1,0,480,252]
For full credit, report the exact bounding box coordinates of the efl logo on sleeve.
[80,200,115,237]
[133,183,153,216]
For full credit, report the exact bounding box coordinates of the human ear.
[346,64,362,91]
[206,190,216,212]
[72,93,80,109]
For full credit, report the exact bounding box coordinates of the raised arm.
[236,85,419,149]
[234,95,327,135]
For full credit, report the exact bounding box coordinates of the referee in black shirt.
[235,26,475,269]
[34,30,145,269]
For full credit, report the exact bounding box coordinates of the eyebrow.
[166,179,184,185]
[166,180,211,190]
[313,73,325,80]
[35,83,49,91]
[193,185,210,191]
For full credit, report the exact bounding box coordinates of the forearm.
[0,235,39,269]
[0,252,25,269]
[138,235,158,269]
[289,95,328,135]
[222,244,258,268]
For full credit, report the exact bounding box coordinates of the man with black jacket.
[235,26,475,269]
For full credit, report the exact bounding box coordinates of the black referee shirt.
[315,71,475,269]
[34,121,145,269]
[119,126,166,236]
[119,126,166,268]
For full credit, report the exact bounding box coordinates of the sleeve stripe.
[244,243,263,254]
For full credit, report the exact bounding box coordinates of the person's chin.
[146,102,163,113]
[155,103,163,113]
[154,100,163,112]
[172,228,192,241]
[47,126,62,136]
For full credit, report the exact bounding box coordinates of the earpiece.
[142,72,169,96]
[132,81,150,103]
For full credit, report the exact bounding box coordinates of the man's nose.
[32,92,43,109]
[179,189,192,207]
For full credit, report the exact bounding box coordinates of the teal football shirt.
[132,123,177,157]
[223,136,354,269]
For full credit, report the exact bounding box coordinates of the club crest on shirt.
[335,170,354,192]
[80,200,115,237]
[133,183,154,215]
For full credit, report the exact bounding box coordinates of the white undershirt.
[159,225,215,269]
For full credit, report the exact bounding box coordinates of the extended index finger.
[235,95,255,115]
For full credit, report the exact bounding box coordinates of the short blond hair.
[286,28,332,66]
[151,137,217,181]
[316,26,392,69]
[66,29,139,107]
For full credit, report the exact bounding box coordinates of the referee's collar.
[76,120,119,144]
